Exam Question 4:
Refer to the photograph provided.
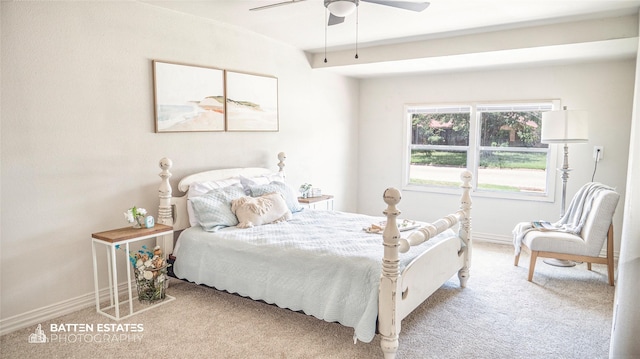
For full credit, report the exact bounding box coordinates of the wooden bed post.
[277,152,286,180]
[379,187,403,359]
[157,157,174,255]
[457,170,473,287]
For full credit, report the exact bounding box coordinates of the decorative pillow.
[231,192,292,228]
[186,178,241,226]
[248,181,303,213]
[190,185,246,231]
[239,173,284,195]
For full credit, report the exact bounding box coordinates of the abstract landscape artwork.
[225,71,279,132]
[153,61,225,132]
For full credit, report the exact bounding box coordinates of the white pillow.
[190,178,241,196]
[230,192,292,228]
[186,178,241,226]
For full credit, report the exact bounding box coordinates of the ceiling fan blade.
[328,13,345,26]
[249,0,307,11]
[361,0,430,12]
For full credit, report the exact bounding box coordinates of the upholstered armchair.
[513,183,620,285]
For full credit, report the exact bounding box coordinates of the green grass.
[410,178,521,192]
[476,183,520,192]
[411,150,546,170]
[411,151,466,167]
[480,151,546,170]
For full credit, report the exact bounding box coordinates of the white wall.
[610,11,640,357]
[357,61,634,246]
[0,1,359,328]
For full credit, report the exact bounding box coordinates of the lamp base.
[543,258,576,267]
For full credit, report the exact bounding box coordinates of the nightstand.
[91,224,175,320]
[298,195,334,210]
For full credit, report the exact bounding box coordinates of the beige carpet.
[1,242,615,359]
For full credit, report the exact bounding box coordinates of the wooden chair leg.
[514,253,520,266]
[607,224,615,286]
[528,251,538,282]
[587,263,592,271]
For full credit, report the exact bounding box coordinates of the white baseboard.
[472,232,512,245]
[0,283,129,336]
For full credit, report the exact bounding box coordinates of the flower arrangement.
[124,206,147,228]
[116,244,169,303]
[299,183,312,198]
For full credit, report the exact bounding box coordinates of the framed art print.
[153,60,225,132]
[225,70,279,132]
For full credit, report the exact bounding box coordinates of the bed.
[156,153,472,359]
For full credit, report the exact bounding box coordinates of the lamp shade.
[326,0,357,17]
[541,110,589,143]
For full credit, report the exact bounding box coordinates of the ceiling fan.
[250,0,430,26]
[250,0,430,62]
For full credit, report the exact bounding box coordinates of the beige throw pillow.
[231,192,292,228]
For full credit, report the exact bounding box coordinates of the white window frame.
[402,100,560,202]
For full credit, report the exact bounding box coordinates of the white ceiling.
[141,0,640,77]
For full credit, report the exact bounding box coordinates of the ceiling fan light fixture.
[325,0,358,17]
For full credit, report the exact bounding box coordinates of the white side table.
[91,224,175,320]
[298,195,334,210]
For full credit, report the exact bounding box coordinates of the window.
[404,101,558,200]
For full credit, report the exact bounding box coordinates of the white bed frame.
[156,154,472,359]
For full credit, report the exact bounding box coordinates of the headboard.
[157,152,287,235]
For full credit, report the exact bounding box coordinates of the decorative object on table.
[540,106,588,267]
[225,70,279,132]
[153,60,225,133]
[299,183,312,198]
[124,206,148,228]
[144,215,155,228]
[309,187,323,198]
[126,244,169,303]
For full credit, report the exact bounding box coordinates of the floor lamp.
[541,107,589,267]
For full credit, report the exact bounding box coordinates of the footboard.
[378,171,472,359]
[398,237,465,320]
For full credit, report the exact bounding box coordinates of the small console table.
[91,224,175,320]
[298,194,334,210]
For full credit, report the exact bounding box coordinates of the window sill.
[402,183,554,203]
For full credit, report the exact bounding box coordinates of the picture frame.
[152,60,225,132]
[225,70,279,132]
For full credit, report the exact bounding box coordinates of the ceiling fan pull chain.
[324,7,328,63]
[355,6,359,59]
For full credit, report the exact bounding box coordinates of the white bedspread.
[173,210,457,343]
